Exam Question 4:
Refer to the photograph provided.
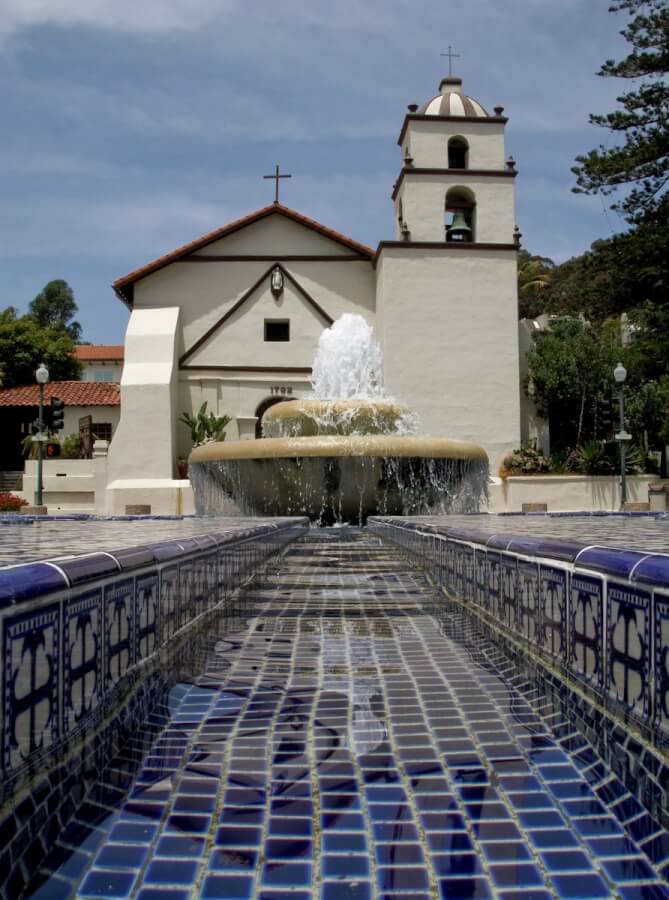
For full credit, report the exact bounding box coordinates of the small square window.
[92,423,113,442]
[265,320,290,342]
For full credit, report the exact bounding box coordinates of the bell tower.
[375,72,521,471]
[393,76,517,244]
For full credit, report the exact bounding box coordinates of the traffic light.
[599,397,614,438]
[51,398,65,431]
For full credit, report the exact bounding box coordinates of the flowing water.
[26,530,669,899]
[191,315,487,522]
[310,313,386,402]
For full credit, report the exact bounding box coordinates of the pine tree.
[572,0,669,224]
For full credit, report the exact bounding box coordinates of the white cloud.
[0,173,390,262]
[0,149,122,175]
[0,0,229,39]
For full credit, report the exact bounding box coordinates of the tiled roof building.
[0,382,120,407]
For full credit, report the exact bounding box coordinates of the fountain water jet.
[189,314,488,523]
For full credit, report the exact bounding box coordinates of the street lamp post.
[35,362,49,509]
[613,361,630,511]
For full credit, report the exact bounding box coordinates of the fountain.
[189,314,488,523]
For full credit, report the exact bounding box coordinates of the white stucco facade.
[376,248,520,468]
[107,74,524,513]
[62,405,120,440]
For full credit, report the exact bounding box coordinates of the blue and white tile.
[654,594,669,736]
[179,560,195,628]
[540,564,568,663]
[570,573,604,689]
[135,572,159,663]
[445,539,457,589]
[500,554,518,630]
[517,560,540,643]
[462,545,475,603]
[204,553,219,609]
[192,557,208,618]
[105,579,134,690]
[161,566,179,643]
[474,548,488,611]
[64,588,103,734]
[453,542,466,598]
[607,582,651,720]
[486,551,501,619]
[3,601,60,774]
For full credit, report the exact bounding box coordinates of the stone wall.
[488,474,668,513]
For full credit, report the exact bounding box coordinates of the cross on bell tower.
[263,164,292,204]
[440,45,460,76]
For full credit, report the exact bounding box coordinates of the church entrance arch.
[255,396,291,438]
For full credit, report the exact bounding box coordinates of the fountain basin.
[189,435,488,523]
[262,398,414,437]
[190,434,488,461]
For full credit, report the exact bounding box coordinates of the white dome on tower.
[417,76,489,118]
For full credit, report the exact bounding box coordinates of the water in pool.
[25,530,669,898]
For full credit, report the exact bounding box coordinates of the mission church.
[105,71,526,512]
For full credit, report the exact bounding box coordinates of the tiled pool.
[0,516,267,567]
[414,513,669,553]
[23,529,669,898]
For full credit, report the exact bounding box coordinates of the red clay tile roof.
[0,382,120,407]
[75,344,124,361]
[112,203,376,307]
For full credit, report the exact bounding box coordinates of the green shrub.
[61,433,82,459]
[565,441,614,475]
[565,440,647,475]
[179,402,231,447]
[499,445,550,478]
[548,447,572,474]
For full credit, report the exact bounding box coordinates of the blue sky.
[1,0,629,343]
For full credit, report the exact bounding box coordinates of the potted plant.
[178,402,231,478]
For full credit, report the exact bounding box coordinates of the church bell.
[447,212,472,242]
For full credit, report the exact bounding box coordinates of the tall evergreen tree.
[572,0,669,224]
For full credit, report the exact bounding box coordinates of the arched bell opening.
[447,136,469,170]
[445,186,475,243]
[255,395,291,439]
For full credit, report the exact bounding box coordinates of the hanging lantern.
[270,266,284,298]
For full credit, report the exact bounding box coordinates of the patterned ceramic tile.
[105,579,134,690]
[160,566,179,644]
[607,582,651,719]
[135,572,159,663]
[21,529,669,900]
[64,588,103,734]
[517,560,540,643]
[540,565,569,663]
[654,596,669,737]
[486,551,501,619]
[3,601,60,774]
[500,555,518,630]
[571,573,604,688]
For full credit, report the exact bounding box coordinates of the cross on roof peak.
[440,45,461,76]
[263,164,292,204]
